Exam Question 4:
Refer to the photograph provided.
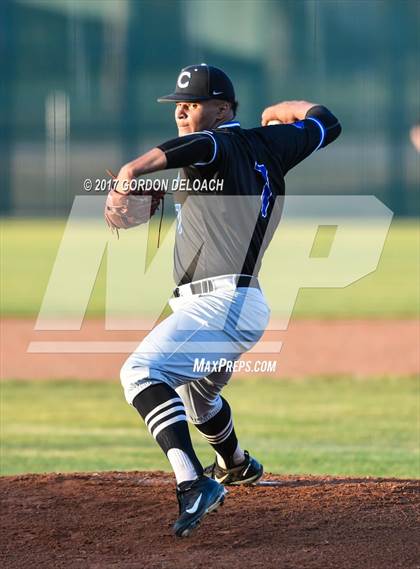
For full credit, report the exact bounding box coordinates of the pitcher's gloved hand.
[104,169,165,231]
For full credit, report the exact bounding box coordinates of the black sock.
[194,397,243,469]
[133,382,203,483]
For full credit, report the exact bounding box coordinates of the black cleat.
[204,450,263,485]
[173,475,226,537]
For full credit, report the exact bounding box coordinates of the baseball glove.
[104,170,165,233]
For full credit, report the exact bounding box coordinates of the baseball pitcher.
[105,64,341,537]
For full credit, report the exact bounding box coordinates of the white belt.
[173,274,259,298]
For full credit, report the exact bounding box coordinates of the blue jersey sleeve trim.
[306,117,326,150]
[193,130,218,166]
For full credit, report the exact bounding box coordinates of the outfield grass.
[1,377,418,478]
[0,218,419,317]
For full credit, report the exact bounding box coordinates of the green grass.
[0,217,418,318]
[1,377,418,478]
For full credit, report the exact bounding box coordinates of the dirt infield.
[1,472,419,569]
[1,317,419,379]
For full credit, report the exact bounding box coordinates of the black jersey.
[158,109,341,285]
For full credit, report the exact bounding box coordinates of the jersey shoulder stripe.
[193,130,218,166]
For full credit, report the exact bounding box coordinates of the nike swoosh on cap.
[212,91,223,95]
[186,493,202,514]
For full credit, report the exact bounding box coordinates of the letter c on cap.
[177,71,191,89]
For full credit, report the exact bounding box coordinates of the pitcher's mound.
[1,471,419,568]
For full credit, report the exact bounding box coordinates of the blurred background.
[0,0,418,478]
[0,0,419,217]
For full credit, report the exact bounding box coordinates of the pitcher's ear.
[217,101,229,117]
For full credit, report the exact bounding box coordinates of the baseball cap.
[157,63,235,103]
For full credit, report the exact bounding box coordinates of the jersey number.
[255,162,272,218]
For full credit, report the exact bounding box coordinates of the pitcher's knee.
[177,383,223,424]
[120,356,153,406]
